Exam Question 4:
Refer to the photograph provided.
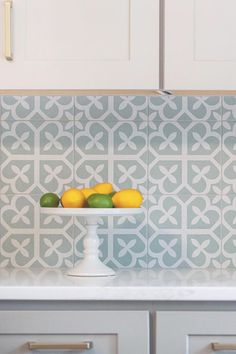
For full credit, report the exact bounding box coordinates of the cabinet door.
[164,0,236,90]
[0,311,149,354]
[0,0,159,89]
[156,311,236,354]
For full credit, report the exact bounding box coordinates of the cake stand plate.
[41,208,143,277]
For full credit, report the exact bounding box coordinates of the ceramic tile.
[0,94,234,270]
[147,194,222,268]
[0,195,74,267]
[0,120,74,195]
[148,120,221,194]
[222,121,236,194]
[74,119,148,190]
[222,96,236,121]
[74,198,148,269]
[75,96,148,121]
[221,195,236,268]
[1,96,74,121]
[149,96,221,122]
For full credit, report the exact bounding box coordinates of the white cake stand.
[41,208,143,277]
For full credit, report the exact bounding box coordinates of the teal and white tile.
[1,96,74,121]
[75,96,110,120]
[222,96,236,121]
[1,94,235,270]
[149,96,221,121]
[221,195,236,268]
[74,198,148,269]
[148,194,222,268]
[75,96,148,121]
[1,120,74,195]
[222,121,236,193]
[148,120,221,194]
[112,96,148,120]
[74,119,148,190]
[0,195,74,267]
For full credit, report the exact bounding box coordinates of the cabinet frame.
[157,311,236,354]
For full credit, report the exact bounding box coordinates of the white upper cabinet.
[0,0,159,89]
[164,0,236,90]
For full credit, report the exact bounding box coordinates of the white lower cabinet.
[156,311,236,354]
[0,311,149,354]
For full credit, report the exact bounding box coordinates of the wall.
[0,95,235,269]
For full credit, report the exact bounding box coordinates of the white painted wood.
[0,311,149,354]
[40,207,143,216]
[0,0,159,89]
[164,0,236,90]
[156,311,236,354]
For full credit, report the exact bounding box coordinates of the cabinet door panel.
[164,0,236,89]
[156,311,236,354]
[0,0,159,89]
[25,0,129,61]
[0,311,149,354]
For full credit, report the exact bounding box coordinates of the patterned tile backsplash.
[1,95,236,269]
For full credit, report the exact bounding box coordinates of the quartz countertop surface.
[1,268,236,301]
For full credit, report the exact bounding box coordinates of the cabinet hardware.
[160,90,173,95]
[4,0,13,60]
[212,342,236,351]
[28,341,93,350]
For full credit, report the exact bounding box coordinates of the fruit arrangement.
[40,183,143,209]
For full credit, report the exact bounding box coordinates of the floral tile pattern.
[75,96,148,121]
[222,195,236,268]
[222,121,236,194]
[149,120,221,195]
[74,119,148,191]
[0,95,236,269]
[74,199,148,268]
[1,120,74,195]
[1,96,74,121]
[147,194,221,268]
[149,96,221,121]
[223,96,236,121]
[0,195,74,267]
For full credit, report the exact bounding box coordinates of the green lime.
[87,193,113,208]
[40,193,60,207]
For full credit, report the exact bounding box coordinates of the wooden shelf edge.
[0,89,161,96]
[0,89,236,96]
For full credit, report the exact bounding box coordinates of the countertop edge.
[1,286,236,301]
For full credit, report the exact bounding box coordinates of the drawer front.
[0,311,149,354]
[156,311,236,354]
[0,334,114,354]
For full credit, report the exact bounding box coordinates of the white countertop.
[1,268,236,301]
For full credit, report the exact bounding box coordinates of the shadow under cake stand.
[41,208,143,277]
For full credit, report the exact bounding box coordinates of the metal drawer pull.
[212,342,236,351]
[28,341,93,350]
[4,0,13,60]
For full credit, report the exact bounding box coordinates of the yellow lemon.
[61,188,86,208]
[112,189,143,208]
[81,188,96,200]
[93,182,113,195]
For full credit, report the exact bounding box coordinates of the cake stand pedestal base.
[41,208,143,277]
[67,216,115,277]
